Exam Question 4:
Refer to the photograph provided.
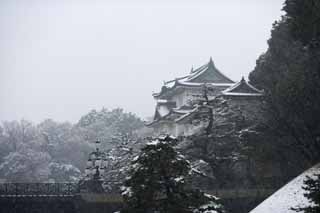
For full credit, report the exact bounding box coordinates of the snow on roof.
[249,163,320,213]
[157,99,169,103]
[175,106,200,123]
[186,57,234,83]
[146,109,185,127]
[172,108,194,114]
[222,77,263,97]
[154,58,234,98]
[221,92,263,97]
[176,81,234,87]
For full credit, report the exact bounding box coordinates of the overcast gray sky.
[0,0,284,123]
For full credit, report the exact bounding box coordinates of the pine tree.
[303,174,320,213]
[185,87,252,187]
[283,0,320,46]
[249,0,320,164]
[294,173,320,213]
[121,135,224,213]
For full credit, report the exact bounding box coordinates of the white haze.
[0,0,284,122]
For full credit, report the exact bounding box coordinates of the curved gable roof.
[153,58,234,98]
[187,58,234,84]
[222,77,263,97]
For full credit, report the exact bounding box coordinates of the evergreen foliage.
[249,0,320,164]
[248,0,320,210]
[293,173,320,213]
[283,0,320,45]
[121,135,224,213]
[302,174,320,213]
[184,85,268,188]
[186,96,245,186]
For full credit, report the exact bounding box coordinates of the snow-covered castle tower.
[147,58,263,136]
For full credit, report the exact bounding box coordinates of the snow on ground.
[249,163,320,213]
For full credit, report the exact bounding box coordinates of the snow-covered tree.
[37,119,91,172]
[0,108,145,183]
[184,93,249,187]
[121,135,224,213]
[0,148,51,182]
[1,120,37,152]
[101,133,144,192]
[77,108,144,146]
[295,173,320,213]
[48,162,81,182]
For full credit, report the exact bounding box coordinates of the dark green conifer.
[121,135,224,213]
[302,174,320,213]
[294,173,320,213]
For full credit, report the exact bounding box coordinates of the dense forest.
[248,1,320,211]
[0,108,145,182]
[249,0,320,165]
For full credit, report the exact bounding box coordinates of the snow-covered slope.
[249,163,320,213]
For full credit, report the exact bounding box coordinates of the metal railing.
[0,183,79,196]
[0,182,278,199]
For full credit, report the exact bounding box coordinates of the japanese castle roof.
[146,108,189,127]
[148,58,264,127]
[221,77,263,97]
[149,78,263,126]
[153,58,234,98]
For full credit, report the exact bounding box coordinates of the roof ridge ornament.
[208,57,214,67]
[190,66,194,73]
